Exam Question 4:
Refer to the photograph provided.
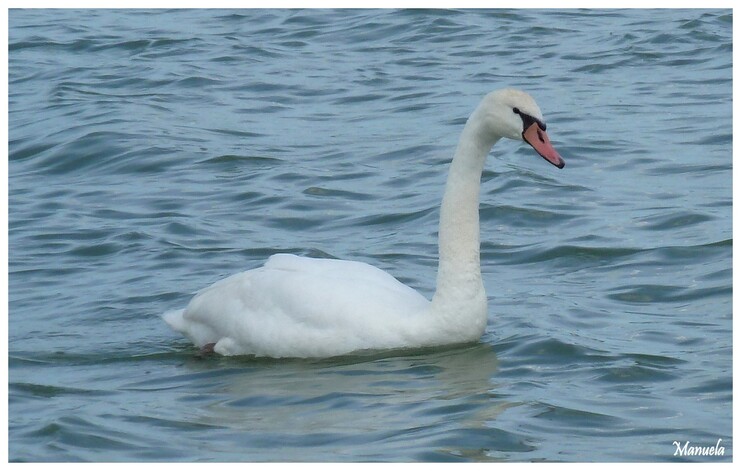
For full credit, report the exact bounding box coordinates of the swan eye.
[515,109,547,132]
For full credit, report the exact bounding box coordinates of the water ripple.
[9,8,731,462]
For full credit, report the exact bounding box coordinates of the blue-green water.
[8,9,732,462]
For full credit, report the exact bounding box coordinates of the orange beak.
[523,123,565,169]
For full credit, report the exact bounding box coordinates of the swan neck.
[432,111,500,312]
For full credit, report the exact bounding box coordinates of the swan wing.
[164,254,430,357]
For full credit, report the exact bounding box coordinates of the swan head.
[478,88,565,169]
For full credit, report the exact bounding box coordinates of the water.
[8,8,732,462]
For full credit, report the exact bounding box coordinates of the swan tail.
[163,309,187,333]
[163,309,221,350]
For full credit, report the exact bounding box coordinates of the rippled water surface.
[8,9,732,462]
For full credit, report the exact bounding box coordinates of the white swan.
[164,88,564,358]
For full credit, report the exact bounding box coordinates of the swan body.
[164,88,564,357]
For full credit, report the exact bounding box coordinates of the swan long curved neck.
[432,107,500,310]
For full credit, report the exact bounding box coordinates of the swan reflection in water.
[175,343,509,460]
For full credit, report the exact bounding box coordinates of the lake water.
[8,8,732,462]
